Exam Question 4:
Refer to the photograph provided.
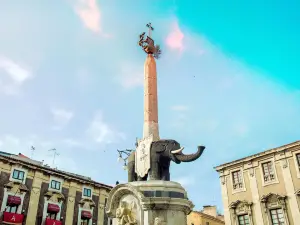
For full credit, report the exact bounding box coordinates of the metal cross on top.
[146,23,154,38]
[138,22,162,59]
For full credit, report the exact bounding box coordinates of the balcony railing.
[3,211,24,224]
[45,218,62,225]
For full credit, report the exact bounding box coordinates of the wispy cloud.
[116,63,143,89]
[0,56,32,95]
[51,108,74,130]
[173,176,196,187]
[165,20,185,52]
[74,0,101,33]
[86,110,125,144]
[171,105,189,111]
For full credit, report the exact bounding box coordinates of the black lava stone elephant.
[127,139,205,182]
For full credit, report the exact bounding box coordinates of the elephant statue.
[127,139,205,182]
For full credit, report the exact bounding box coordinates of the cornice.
[214,141,300,172]
[0,155,112,191]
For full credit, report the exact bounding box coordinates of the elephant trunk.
[174,146,205,162]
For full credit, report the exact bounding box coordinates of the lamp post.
[117,149,134,170]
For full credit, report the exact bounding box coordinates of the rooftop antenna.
[48,148,59,168]
[30,146,35,159]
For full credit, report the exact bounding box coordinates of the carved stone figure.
[127,139,205,182]
[154,217,166,225]
[116,201,137,225]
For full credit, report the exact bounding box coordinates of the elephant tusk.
[171,147,184,154]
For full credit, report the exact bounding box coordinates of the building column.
[220,177,232,225]
[65,182,77,225]
[248,169,264,225]
[25,171,43,225]
[280,159,300,223]
[98,193,108,225]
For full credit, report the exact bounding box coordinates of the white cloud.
[51,108,74,129]
[171,105,189,111]
[165,20,185,52]
[117,63,143,89]
[0,56,32,95]
[173,176,196,187]
[62,138,82,147]
[74,0,101,33]
[86,111,125,144]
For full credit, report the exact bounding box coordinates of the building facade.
[187,205,225,225]
[215,141,300,225]
[0,151,112,225]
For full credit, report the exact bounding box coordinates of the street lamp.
[117,149,134,170]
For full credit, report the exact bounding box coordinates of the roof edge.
[214,140,300,171]
[0,155,112,191]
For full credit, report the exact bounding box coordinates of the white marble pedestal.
[105,180,194,225]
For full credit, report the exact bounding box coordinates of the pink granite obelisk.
[143,54,159,141]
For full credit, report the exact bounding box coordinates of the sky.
[1,0,300,213]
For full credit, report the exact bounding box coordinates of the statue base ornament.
[105,180,194,225]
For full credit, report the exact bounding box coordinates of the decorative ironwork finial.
[138,22,162,59]
[146,23,154,37]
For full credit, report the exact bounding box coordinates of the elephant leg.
[161,167,170,181]
[137,174,148,181]
[127,161,136,182]
[149,159,161,180]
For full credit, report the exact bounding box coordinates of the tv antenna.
[48,148,59,168]
[30,146,35,159]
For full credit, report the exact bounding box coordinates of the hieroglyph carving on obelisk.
[135,23,162,178]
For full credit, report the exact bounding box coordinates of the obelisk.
[143,54,159,141]
[140,22,161,141]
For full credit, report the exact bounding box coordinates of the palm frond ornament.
[138,23,162,59]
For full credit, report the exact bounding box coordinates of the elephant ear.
[152,141,166,153]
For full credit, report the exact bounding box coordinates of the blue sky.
[1,0,300,213]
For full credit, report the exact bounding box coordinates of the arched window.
[261,193,289,225]
[229,200,253,225]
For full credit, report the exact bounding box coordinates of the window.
[270,208,285,225]
[238,214,250,225]
[83,188,92,197]
[232,170,243,189]
[262,161,275,182]
[296,153,300,168]
[12,169,24,181]
[47,212,57,220]
[50,180,61,190]
[5,205,18,213]
[81,219,89,225]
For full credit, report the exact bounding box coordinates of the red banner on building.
[3,212,24,224]
[45,218,62,225]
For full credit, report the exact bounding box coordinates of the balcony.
[45,218,62,225]
[2,211,24,224]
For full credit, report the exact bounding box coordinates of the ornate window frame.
[9,166,28,184]
[82,186,93,200]
[259,158,279,187]
[229,167,246,194]
[48,176,64,193]
[229,200,253,225]
[260,193,289,225]
[292,150,300,178]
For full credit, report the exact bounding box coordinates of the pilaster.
[25,171,43,225]
[248,169,264,225]
[98,191,108,225]
[280,158,300,224]
[65,181,77,225]
[220,176,231,225]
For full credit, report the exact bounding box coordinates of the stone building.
[0,151,112,225]
[215,141,300,225]
[187,205,225,225]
